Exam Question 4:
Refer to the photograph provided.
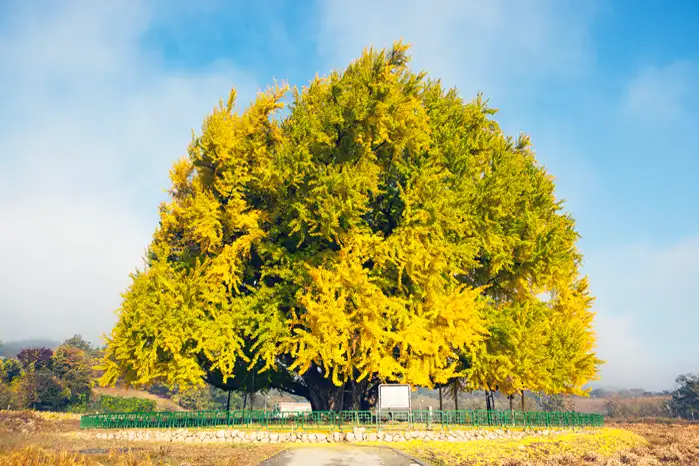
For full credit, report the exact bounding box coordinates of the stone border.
[93,426,597,444]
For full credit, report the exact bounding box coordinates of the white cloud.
[0,0,257,345]
[623,61,698,124]
[317,0,595,102]
[585,237,699,390]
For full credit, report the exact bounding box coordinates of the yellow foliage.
[101,41,600,403]
[396,428,646,466]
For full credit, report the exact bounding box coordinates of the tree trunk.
[485,391,491,411]
[439,387,443,411]
[454,383,459,410]
[205,359,381,412]
[509,394,513,412]
[226,390,232,412]
[521,390,525,411]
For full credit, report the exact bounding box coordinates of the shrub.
[17,347,53,371]
[91,394,157,413]
[0,382,17,410]
[15,370,70,411]
[2,358,23,384]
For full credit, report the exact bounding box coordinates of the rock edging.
[93,426,596,444]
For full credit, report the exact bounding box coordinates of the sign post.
[377,384,411,432]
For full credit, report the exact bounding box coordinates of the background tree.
[670,373,699,419]
[538,393,574,412]
[1,359,22,384]
[16,370,69,411]
[62,335,96,356]
[17,347,53,371]
[52,345,93,405]
[0,382,16,410]
[101,42,600,410]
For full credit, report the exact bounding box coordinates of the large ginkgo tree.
[101,42,601,410]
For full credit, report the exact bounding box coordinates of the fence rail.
[79,409,604,430]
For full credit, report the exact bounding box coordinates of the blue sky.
[1,0,697,391]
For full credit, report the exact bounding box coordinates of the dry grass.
[611,422,699,465]
[0,411,284,466]
[0,444,285,466]
[4,410,699,465]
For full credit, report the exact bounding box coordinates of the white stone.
[384,434,393,442]
[346,433,355,442]
[233,437,242,444]
[216,430,225,438]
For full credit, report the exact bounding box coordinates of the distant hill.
[0,339,61,358]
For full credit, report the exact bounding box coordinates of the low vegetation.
[3,410,699,465]
[0,411,283,466]
[397,428,645,465]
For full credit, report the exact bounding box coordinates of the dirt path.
[260,446,424,466]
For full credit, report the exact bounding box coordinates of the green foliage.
[0,342,94,412]
[52,345,93,405]
[101,42,601,409]
[670,373,699,419]
[2,358,23,384]
[91,394,157,413]
[62,335,93,353]
[15,370,70,411]
[0,382,17,410]
[173,386,242,411]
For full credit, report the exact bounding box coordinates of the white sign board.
[378,384,411,410]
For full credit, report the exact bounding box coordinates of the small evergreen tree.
[670,374,699,419]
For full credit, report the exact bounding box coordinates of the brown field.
[1,411,699,465]
[572,395,673,419]
[0,411,283,466]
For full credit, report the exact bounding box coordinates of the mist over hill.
[0,339,61,358]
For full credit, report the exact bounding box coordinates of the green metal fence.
[79,409,604,430]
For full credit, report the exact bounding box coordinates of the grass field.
[2,411,699,465]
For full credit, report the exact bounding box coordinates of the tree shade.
[101,42,601,410]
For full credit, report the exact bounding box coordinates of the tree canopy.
[101,42,601,410]
[670,373,699,419]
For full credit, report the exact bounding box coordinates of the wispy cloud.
[586,237,699,390]
[317,0,595,100]
[0,0,257,345]
[623,61,698,124]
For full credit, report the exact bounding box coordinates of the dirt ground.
[2,411,699,465]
